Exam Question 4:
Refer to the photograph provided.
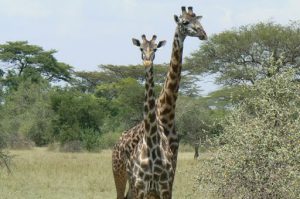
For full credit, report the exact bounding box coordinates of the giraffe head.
[132,35,166,67]
[174,6,207,40]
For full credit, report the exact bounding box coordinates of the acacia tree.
[74,64,202,95]
[186,22,300,85]
[0,41,73,90]
[197,68,300,198]
[176,95,227,158]
[176,100,211,159]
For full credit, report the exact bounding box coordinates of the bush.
[98,132,121,149]
[81,128,101,151]
[197,71,300,199]
[59,140,83,153]
[8,133,34,149]
[0,81,53,147]
[50,89,105,149]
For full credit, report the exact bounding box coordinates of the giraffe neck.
[157,27,185,143]
[143,65,160,147]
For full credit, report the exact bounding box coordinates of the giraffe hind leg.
[113,169,127,199]
[112,151,127,199]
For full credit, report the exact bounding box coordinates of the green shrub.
[8,133,34,149]
[50,89,105,149]
[197,70,300,199]
[80,128,101,152]
[99,132,120,149]
[0,81,53,147]
[59,140,83,153]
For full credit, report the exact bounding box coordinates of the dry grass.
[0,147,212,199]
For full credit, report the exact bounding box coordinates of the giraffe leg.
[112,150,127,199]
[113,167,127,199]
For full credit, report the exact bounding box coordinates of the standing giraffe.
[112,7,207,199]
[112,35,167,199]
[156,6,207,175]
[128,34,173,198]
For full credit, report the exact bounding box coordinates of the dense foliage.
[197,69,300,198]
[186,21,300,85]
[0,41,72,87]
[0,40,208,152]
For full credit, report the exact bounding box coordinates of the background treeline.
[0,41,222,152]
[0,21,299,198]
[0,22,299,153]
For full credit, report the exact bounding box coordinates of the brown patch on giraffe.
[159,95,166,104]
[169,137,178,144]
[144,105,149,113]
[154,165,163,174]
[150,125,157,134]
[152,135,157,144]
[173,50,180,64]
[167,81,177,91]
[133,165,138,173]
[169,71,177,79]
[166,93,173,105]
[173,94,178,101]
[151,149,157,160]
[149,99,155,110]
[156,148,161,158]
[144,173,151,181]
[155,159,162,165]
[148,89,153,97]
[145,122,150,132]
[160,107,171,115]
[147,137,153,148]
[163,128,170,136]
[138,170,145,178]
[160,171,168,181]
[154,173,159,181]
[160,118,168,124]
[166,163,172,170]
[149,113,156,123]
[136,180,145,190]
[169,113,175,120]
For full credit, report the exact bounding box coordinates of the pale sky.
[0,0,299,94]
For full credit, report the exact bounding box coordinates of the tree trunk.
[194,144,199,159]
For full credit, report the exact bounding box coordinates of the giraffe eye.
[153,49,157,52]
[182,21,190,25]
[140,48,143,52]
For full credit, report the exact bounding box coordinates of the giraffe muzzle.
[143,60,153,67]
[199,30,208,40]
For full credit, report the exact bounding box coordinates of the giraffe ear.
[157,40,166,48]
[132,38,140,47]
[174,15,180,23]
[196,16,203,20]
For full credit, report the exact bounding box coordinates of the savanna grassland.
[0,148,213,199]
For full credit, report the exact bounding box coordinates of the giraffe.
[128,35,173,199]
[112,34,167,199]
[112,7,207,199]
[155,6,207,177]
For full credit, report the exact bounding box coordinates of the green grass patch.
[0,147,213,199]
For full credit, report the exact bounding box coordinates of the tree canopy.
[0,41,73,88]
[186,22,300,85]
[197,68,300,198]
